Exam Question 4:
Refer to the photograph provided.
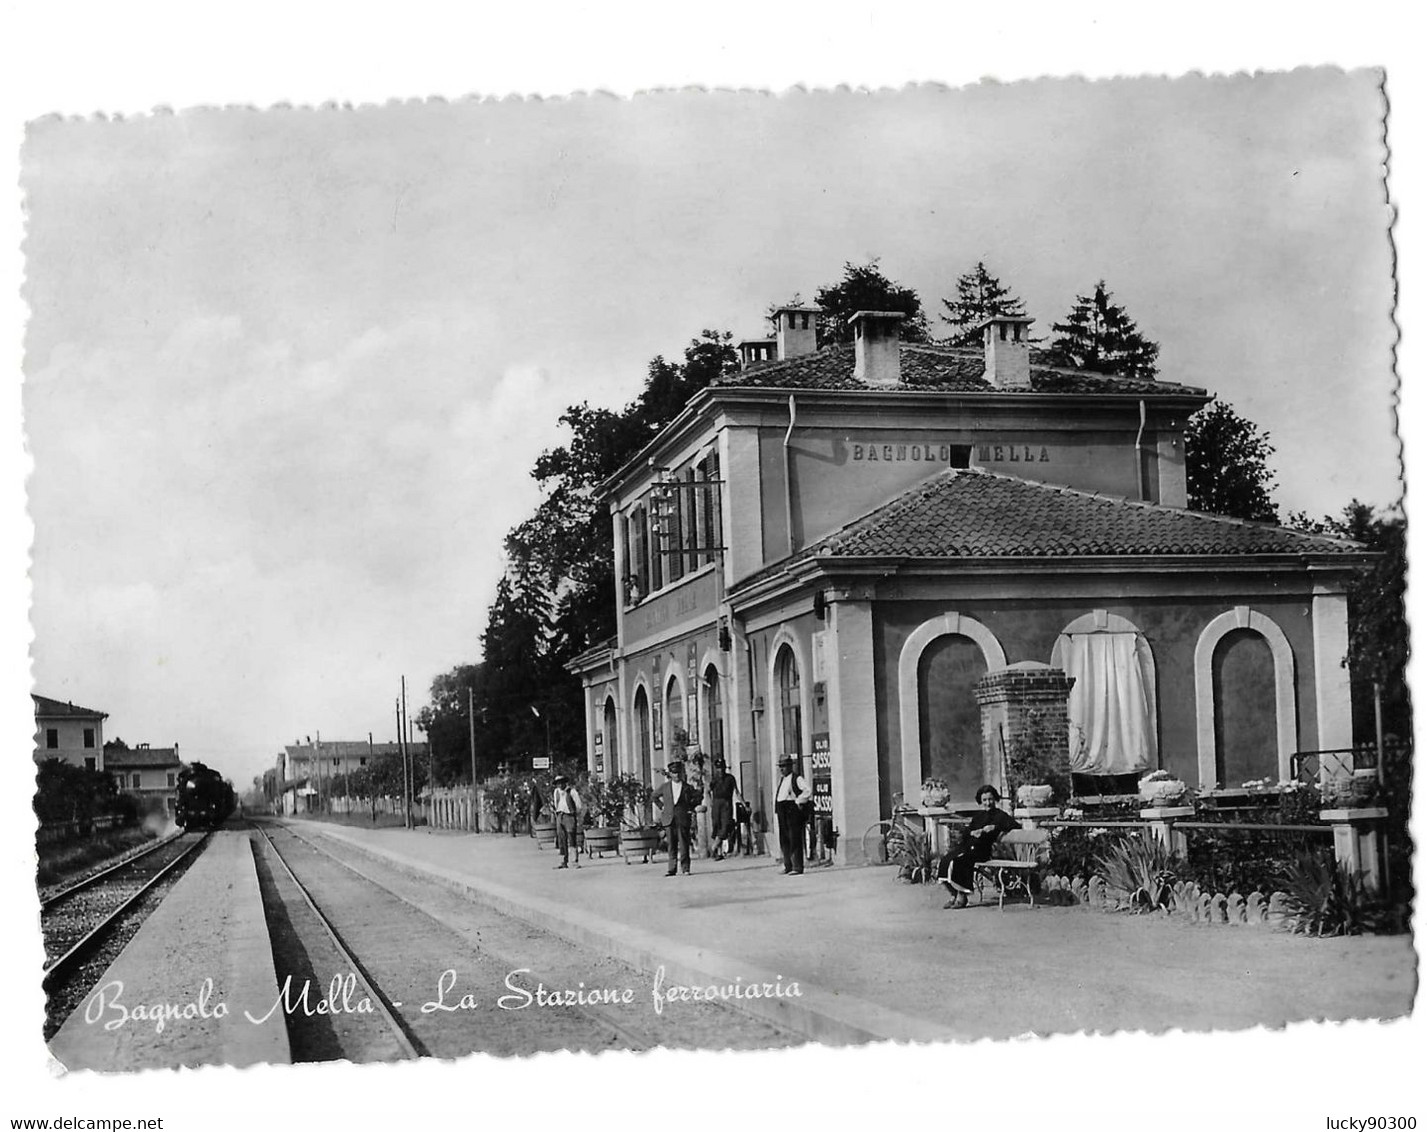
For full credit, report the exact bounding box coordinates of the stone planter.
[583,826,619,857]
[1016,784,1054,808]
[620,825,662,864]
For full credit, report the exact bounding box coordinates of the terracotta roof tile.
[733,470,1363,591]
[714,342,1203,397]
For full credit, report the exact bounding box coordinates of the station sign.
[532,756,551,770]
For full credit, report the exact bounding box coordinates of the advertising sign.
[532,756,551,770]
[810,732,833,816]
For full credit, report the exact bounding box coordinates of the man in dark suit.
[650,760,702,876]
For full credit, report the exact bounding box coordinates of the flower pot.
[534,819,557,849]
[620,825,662,864]
[1016,784,1054,808]
[583,826,619,857]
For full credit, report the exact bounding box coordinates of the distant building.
[32,694,108,771]
[105,744,182,818]
[275,738,426,815]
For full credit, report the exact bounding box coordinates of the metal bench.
[974,828,1049,910]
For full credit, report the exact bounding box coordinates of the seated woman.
[938,784,1019,909]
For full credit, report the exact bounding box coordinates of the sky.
[19,72,1398,794]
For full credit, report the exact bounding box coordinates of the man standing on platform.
[551,774,584,869]
[650,760,701,876]
[775,755,813,875]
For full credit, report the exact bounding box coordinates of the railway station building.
[567,308,1368,862]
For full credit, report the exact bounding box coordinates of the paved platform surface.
[49,831,291,1072]
[294,819,1416,1043]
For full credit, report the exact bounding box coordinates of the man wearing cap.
[550,774,584,869]
[650,760,702,876]
[774,756,813,875]
[707,757,742,860]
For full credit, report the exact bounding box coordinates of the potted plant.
[603,773,659,863]
[1137,770,1189,808]
[579,775,620,857]
[920,777,951,808]
[1015,783,1056,808]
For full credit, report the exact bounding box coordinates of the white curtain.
[1061,633,1157,775]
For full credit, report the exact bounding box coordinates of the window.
[83,728,95,748]
[705,666,725,761]
[131,773,141,789]
[167,772,176,787]
[776,645,802,759]
[359,757,367,767]
[46,729,58,749]
[84,757,96,772]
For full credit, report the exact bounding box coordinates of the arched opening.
[1213,628,1278,786]
[633,686,652,788]
[917,633,988,802]
[704,665,726,765]
[602,696,618,775]
[775,644,803,770]
[664,674,686,766]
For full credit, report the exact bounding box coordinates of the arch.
[701,661,728,766]
[766,627,812,784]
[1051,610,1159,777]
[601,694,619,777]
[663,669,686,770]
[1194,606,1297,788]
[897,613,1007,805]
[631,677,653,788]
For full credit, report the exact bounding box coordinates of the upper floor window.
[45,729,58,749]
[83,728,95,748]
[167,772,176,787]
[131,773,142,789]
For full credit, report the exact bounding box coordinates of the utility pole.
[396,696,409,829]
[468,685,477,789]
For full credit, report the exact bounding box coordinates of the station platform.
[49,831,291,1072]
[290,818,1414,1042]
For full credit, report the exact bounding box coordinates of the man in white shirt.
[774,755,813,875]
[551,774,584,869]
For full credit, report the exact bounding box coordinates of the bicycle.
[861,794,934,878]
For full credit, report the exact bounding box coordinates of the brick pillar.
[974,662,1074,799]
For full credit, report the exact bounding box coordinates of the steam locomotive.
[175,762,235,830]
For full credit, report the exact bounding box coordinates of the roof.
[712,342,1206,398]
[284,742,424,760]
[32,694,108,720]
[104,746,180,769]
[732,469,1364,591]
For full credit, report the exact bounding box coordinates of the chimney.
[979,314,1035,388]
[774,306,820,360]
[851,310,905,387]
[737,338,776,369]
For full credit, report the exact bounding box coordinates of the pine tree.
[940,262,1028,344]
[1048,280,1160,380]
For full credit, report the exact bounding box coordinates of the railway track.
[42,830,213,1037]
[40,829,185,911]
[251,819,795,1060]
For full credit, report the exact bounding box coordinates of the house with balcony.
[568,306,1368,861]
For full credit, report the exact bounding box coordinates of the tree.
[939,262,1028,344]
[813,260,930,347]
[1289,501,1409,745]
[103,737,129,751]
[1184,400,1280,523]
[1047,280,1159,379]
